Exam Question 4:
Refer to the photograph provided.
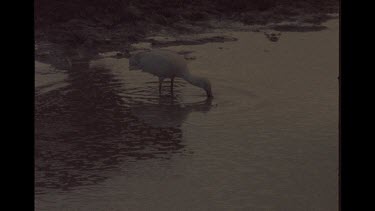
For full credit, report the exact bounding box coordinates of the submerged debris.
[270,24,327,32]
[264,31,282,42]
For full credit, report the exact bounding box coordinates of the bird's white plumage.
[130,50,188,78]
[128,49,213,97]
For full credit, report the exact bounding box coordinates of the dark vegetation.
[35,0,338,26]
[35,0,338,58]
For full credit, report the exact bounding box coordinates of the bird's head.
[197,78,213,98]
[185,74,213,98]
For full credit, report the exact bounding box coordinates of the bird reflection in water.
[131,95,213,128]
[35,58,213,193]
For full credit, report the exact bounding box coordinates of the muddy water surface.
[35,19,339,210]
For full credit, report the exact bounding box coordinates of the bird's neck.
[182,73,203,88]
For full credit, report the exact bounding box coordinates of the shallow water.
[35,19,339,210]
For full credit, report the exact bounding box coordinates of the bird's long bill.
[206,90,213,98]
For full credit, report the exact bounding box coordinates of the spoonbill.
[129,49,213,98]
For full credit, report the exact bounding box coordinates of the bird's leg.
[170,77,175,95]
[159,77,163,95]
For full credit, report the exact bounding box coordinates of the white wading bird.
[129,49,213,98]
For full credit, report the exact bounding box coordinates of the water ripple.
[35,60,213,194]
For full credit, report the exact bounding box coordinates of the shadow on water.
[35,58,213,194]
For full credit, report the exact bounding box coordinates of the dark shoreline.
[35,1,339,66]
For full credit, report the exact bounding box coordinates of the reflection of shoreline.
[35,60,213,193]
